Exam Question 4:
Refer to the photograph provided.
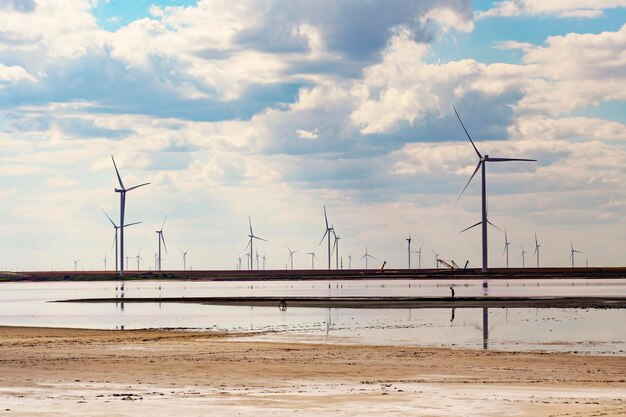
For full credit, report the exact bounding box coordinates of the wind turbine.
[135,250,142,270]
[570,241,583,268]
[180,248,190,271]
[332,228,340,270]
[348,253,352,269]
[534,233,541,268]
[156,215,168,271]
[306,251,318,269]
[413,242,424,269]
[246,217,266,271]
[319,206,334,270]
[406,234,412,269]
[520,245,528,268]
[432,248,441,269]
[102,254,107,271]
[360,245,375,269]
[111,155,150,277]
[102,211,141,273]
[453,106,536,273]
[237,256,242,270]
[262,255,267,270]
[286,245,297,270]
[73,259,80,272]
[503,229,511,268]
[256,250,260,270]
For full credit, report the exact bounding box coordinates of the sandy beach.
[0,326,624,416]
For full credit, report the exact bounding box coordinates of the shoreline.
[54,295,626,308]
[0,326,624,416]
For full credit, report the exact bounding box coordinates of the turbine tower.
[413,242,424,269]
[73,259,80,272]
[348,253,352,269]
[286,245,297,270]
[319,206,334,270]
[246,217,266,271]
[111,155,150,277]
[453,106,536,273]
[102,209,140,273]
[180,248,190,271]
[534,233,541,268]
[360,245,374,269]
[432,249,441,269]
[156,215,168,271]
[135,250,142,270]
[570,241,583,268]
[503,229,511,268]
[406,234,412,269]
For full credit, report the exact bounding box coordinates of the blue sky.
[1,0,626,271]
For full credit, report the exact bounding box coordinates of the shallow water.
[0,279,625,354]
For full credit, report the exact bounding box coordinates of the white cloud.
[477,0,626,19]
[0,63,36,85]
[421,6,474,32]
[296,128,319,140]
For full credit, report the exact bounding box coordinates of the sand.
[0,326,625,416]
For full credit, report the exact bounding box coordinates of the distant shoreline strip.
[54,296,626,309]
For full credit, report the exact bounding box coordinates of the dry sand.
[0,326,625,416]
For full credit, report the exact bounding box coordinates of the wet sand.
[0,326,625,416]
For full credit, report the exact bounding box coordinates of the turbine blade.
[487,220,503,233]
[457,161,482,203]
[248,216,253,235]
[125,221,141,228]
[487,157,537,162]
[323,205,328,229]
[460,220,482,234]
[102,209,116,227]
[161,234,167,253]
[318,230,328,246]
[161,214,168,230]
[453,105,482,158]
[111,155,125,189]
[253,236,267,242]
[126,182,150,192]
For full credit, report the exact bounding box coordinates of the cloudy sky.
[1,0,626,271]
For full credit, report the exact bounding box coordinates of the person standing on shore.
[450,286,455,298]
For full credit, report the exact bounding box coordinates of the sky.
[1,0,626,272]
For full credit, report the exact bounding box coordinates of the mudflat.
[0,326,625,416]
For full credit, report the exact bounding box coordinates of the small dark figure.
[450,286,455,299]
[278,299,287,311]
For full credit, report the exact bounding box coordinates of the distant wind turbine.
[262,254,267,270]
[102,254,107,271]
[111,155,150,277]
[135,250,142,270]
[332,228,340,270]
[454,106,536,273]
[432,248,441,269]
[306,251,318,269]
[503,229,511,268]
[180,248,190,271]
[246,217,266,271]
[286,245,297,270]
[156,215,168,271]
[520,245,528,268]
[406,234,412,269]
[360,245,375,269]
[413,242,424,269]
[348,253,352,269]
[570,241,583,268]
[534,233,541,268]
[102,209,141,273]
[73,259,80,272]
[319,206,334,270]
[237,256,242,270]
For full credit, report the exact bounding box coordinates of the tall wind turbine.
[534,233,541,268]
[319,206,334,270]
[520,245,528,268]
[406,234,412,269]
[102,209,140,273]
[360,245,374,269]
[453,106,536,273]
[570,241,583,268]
[503,229,511,268]
[111,155,150,277]
[246,217,266,271]
[180,248,190,271]
[286,245,297,270]
[156,215,168,271]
